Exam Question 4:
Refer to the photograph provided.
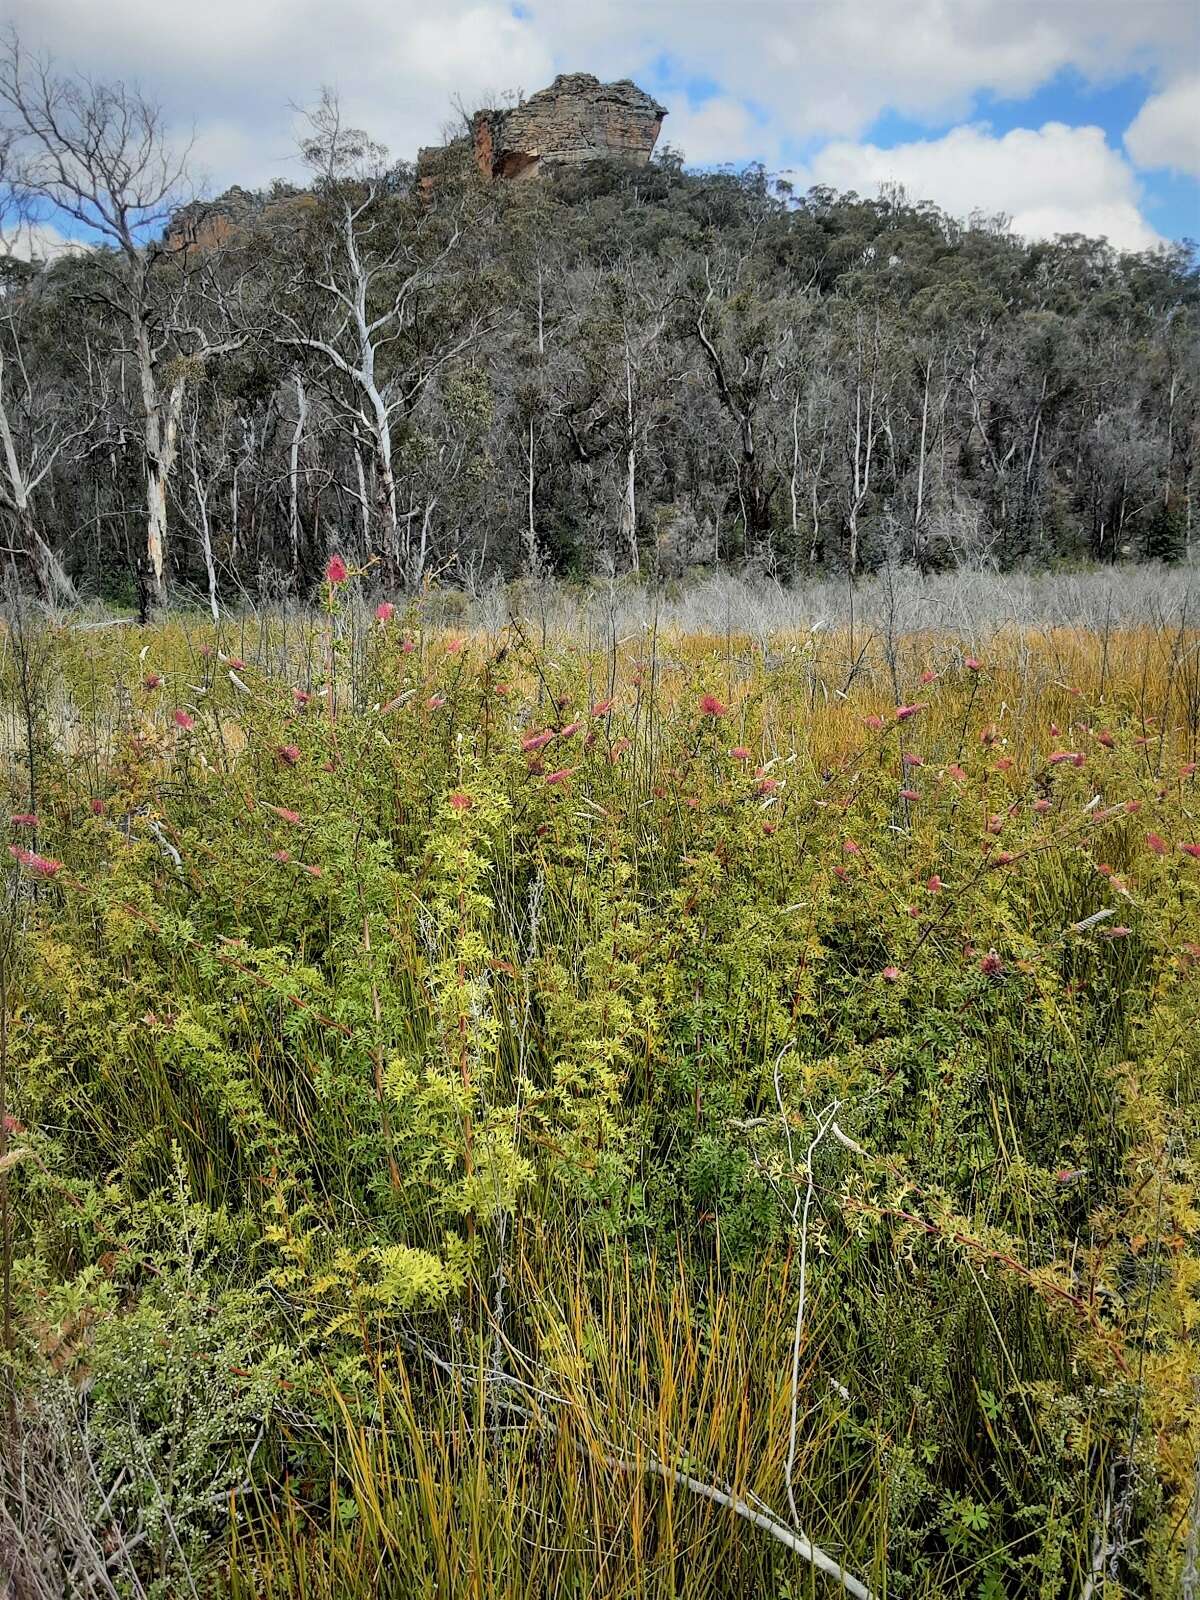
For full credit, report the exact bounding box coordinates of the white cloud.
[663,98,772,167]
[1125,76,1200,177]
[2,219,89,262]
[789,122,1162,251]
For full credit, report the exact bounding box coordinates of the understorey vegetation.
[0,573,1197,1596]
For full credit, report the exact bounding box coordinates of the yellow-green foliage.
[0,598,1197,1597]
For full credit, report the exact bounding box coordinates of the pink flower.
[762,821,777,836]
[964,656,982,672]
[979,950,1004,977]
[1146,832,1168,855]
[881,965,901,983]
[172,709,195,731]
[756,777,780,794]
[90,799,105,816]
[994,756,1014,771]
[270,849,291,863]
[1033,798,1052,813]
[325,554,348,584]
[1096,729,1115,749]
[401,637,416,654]
[1098,926,1132,939]
[545,767,574,785]
[989,850,1015,867]
[919,669,939,686]
[9,845,62,877]
[902,752,924,768]
[558,721,583,739]
[293,688,313,708]
[522,730,555,754]
[895,703,924,721]
[900,788,920,802]
[277,744,301,766]
[609,739,632,762]
[591,698,615,717]
[1125,799,1141,813]
[143,673,163,689]
[1180,843,1200,860]
[946,764,968,783]
[375,602,395,623]
[1182,762,1197,777]
[843,838,860,855]
[1048,751,1081,766]
[863,714,884,732]
[267,805,302,825]
[10,813,39,828]
[426,694,446,710]
[448,791,473,810]
[700,693,727,717]
[730,746,752,761]
[926,875,943,893]
[446,637,464,655]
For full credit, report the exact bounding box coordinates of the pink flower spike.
[1034,798,1052,813]
[544,766,574,785]
[277,744,301,766]
[591,698,615,717]
[730,746,752,761]
[964,656,982,671]
[10,813,39,828]
[895,703,924,721]
[446,637,464,655]
[979,950,1003,977]
[919,669,939,686]
[325,553,348,584]
[1180,843,1200,860]
[699,693,727,717]
[902,752,924,768]
[863,714,884,732]
[843,838,860,855]
[267,805,302,825]
[293,688,313,707]
[558,720,583,739]
[8,845,62,878]
[882,965,901,983]
[401,637,415,654]
[426,694,446,711]
[375,602,395,623]
[143,673,163,689]
[172,709,195,731]
[1146,832,1168,855]
[926,875,943,893]
[522,730,555,753]
[900,788,920,802]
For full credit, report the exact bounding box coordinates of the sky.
[8,0,1199,256]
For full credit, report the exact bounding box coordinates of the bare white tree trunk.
[288,370,307,578]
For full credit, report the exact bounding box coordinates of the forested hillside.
[1,55,1198,615]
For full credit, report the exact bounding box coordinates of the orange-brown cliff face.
[418,74,666,188]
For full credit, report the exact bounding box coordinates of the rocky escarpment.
[419,74,667,186]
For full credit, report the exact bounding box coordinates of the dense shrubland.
[0,574,1197,1596]
[1,40,1198,615]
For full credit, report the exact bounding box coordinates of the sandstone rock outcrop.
[419,74,666,187]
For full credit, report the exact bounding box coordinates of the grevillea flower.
[90,798,105,816]
[277,744,301,766]
[762,821,777,836]
[1098,926,1132,938]
[1125,799,1141,813]
[1096,729,1115,749]
[756,776,779,794]
[270,849,291,863]
[293,688,313,707]
[902,752,924,768]
[522,730,555,753]
[448,791,473,810]
[895,703,924,721]
[919,669,940,685]
[833,865,849,881]
[8,845,62,877]
[426,694,446,710]
[979,950,1003,977]
[267,805,302,825]
[730,746,752,761]
[144,673,163,689]
[900,788,920,802]
[986,813,1004,835]
[172,709,195,731]
[545,767,574,785]
[699,693,727,717]
[375,602,395,622]
[401,637,415,654]
[10,813,38,828]
[1048,751,1082,766]
[558,721,583,739]
[863,714,884,732]
[1033,797,1052,813]
[325,554,348,584]
[1146,832,1168,855]
[882,965,901,983]
[964,656,982,672]
[994,756,1014,771]
[446,637,464,655]
[989,850,1015,867]
[494,682,510,696]
[1182,762,1197,777]
[591,698,614,717]
[926,875,943,893]
[1180,843,1200,859]
[946,764,968,783]
[301,863,323,878]
[843,837,860,855]
[199,644,214,659]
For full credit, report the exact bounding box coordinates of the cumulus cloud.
[788,122,1162,251]
[1125,76,1200,177]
